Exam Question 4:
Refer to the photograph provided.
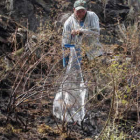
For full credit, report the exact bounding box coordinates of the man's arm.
[79,12,100,37]
[62,19,72,67]
[62,20,72,46]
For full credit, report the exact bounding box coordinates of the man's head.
[73,0,87,21]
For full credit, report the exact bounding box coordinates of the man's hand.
[71,30,83,36]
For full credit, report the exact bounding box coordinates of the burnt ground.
[0,0,140,139]
[0,90,110,140]
[0,88,139,140]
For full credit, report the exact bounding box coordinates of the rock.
[34,0,51,13]
[55,12,71,28]
[0,136,8,140]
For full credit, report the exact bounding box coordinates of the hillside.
[0,0,140,139]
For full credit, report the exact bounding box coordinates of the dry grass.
[0,9,140,139]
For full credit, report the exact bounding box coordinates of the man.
[62,0,103,67]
